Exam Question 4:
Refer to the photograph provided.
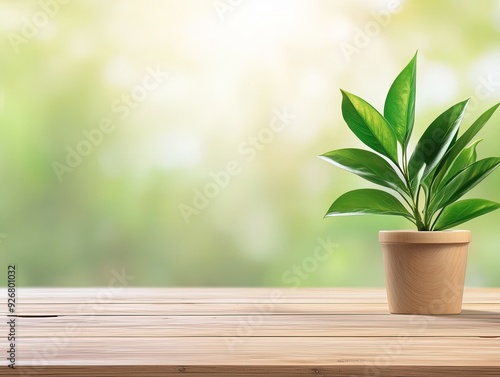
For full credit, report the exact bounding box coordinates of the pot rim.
[379,230,471,244]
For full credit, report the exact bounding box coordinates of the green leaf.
[434,199,500,230]
[384,52,417,146]
[319,149,408,195]
[437,139,481,189]
[408,99,469,185]
[340,90,398,163]
[432,103,500,188]
[422,128,461,194]
[325,189,412,219]
[429,157,500,215]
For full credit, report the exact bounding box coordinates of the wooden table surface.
[2,288,500,376]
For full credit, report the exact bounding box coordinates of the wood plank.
[5,302,390,316]
[4,302,500,316]
[10,313,500,337]
[6,337,500,366]
[5,365,500,377]
[3,287,388,303]
[6,287,500,303]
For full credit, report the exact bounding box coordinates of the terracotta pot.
[379,230,471,315]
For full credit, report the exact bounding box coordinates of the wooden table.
[2,288,500,376]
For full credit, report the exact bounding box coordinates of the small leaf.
[384,52,417,146]
[341,90,398,163]
[319,149,408,195]
[429,157,500,215]
[437,139,481,189]
[325,189,412,219]
[408,99,469,186]
[432,103,500,188]
[434,199,500,230]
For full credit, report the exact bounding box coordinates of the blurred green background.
[1,0,500,287]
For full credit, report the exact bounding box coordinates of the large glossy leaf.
[436,139,481,190]
[341,90,398,163]
[384,52,417,146]
[429,157,500,215]
[432,103,500,188]
[408,99,469,186]
[325,189,412,219]
[319,149,408,195]
[434,199,500,231]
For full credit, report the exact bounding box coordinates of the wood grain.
[13,313,500,337]
[1,288,500,376]
[4,302,500,316]
[4,287,499,302]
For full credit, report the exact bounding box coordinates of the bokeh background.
[1,0,500,287]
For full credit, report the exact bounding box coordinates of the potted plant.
[320,52,500,314]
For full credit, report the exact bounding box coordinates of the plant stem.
[430,207,445,231]
[415,186,421,212]
[402,149,408,176]
[398,165,426,230]
[410,195,426,230]
[399,192,414,210]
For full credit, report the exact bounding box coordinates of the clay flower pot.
[379,230,471,315]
